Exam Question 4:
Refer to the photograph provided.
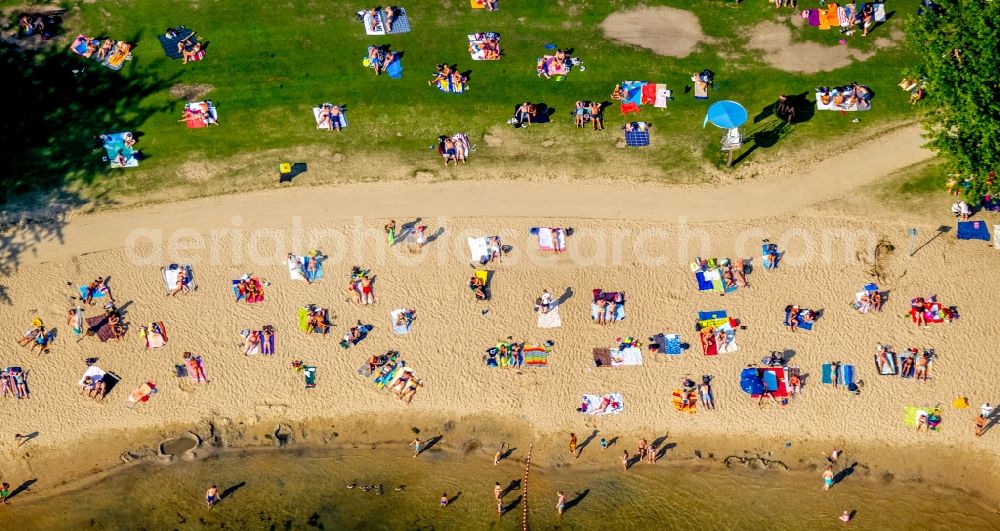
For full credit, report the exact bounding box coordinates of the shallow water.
[11,446,1000,530]
[161,436,198,456]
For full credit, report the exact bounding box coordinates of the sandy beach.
[1,132,999,514]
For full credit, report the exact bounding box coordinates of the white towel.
[288,256,307,280]
[80,365,106,386]
[468,237,489,261]
[654,84,670,108]
[537,305,562,329]
[580,393,624,415]
[609,347,643,367]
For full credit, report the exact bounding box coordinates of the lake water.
[10,446,1000,530]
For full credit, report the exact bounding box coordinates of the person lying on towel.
[624,122,650,132]
[95,39,115,61]
[469,275,486,299]
[611,84,625,101]
[318,104,343,132]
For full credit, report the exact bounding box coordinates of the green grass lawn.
[4,0,927,206]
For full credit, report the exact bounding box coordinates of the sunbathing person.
[168,266,190,296]
[787,306,800,332]
[184,352,208,382]
[818,88,832,106]
[384,6,398,33]
[388,370,412,395]
[595,298,608,325]
[876,344,892,373]
[29,326,49,353]
[515,102,536,127]
[124,132,136,148]
[722,266,736,288]
[441,138,458,166]
[588,101,604,131]
[181,42,203,64]
[344,326,362,345]
[360,276,375,304]
[95,39,115,61]
[18,326,40,347]
[428,64,452,86]
[480,40,500,60]
[109,41,131,63]
[611,84,625,101]
[113,150,128,168]
[345,279,361,304]
[107,312,126,341]
[911,298,927,327]
[733,259,749,286]
[450,70,466,88]
[788,372,801,397]
[915,352,930,382]
[488,237,502,263]
[400,379,422,404]
[367,8,380,32]
[317,104,342,132]
[575,101,589,128]
[870,290,883,312]
[469,275,486,300]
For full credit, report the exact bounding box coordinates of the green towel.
[304,366,316,388]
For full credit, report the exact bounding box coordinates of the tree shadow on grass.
[0,34,175,302]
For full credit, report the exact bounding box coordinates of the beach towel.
[874,3,886,22]
[385,55,403,79]
[303,366,317,388]
[70,34,99,57]
[364,8,410,35]
[653,84,671,108]
[468,33,501,60]
[842,364,855,387]
[80,365,106,387]
[522,345,549,367]
[391,309,413,334]
[240,329,275,355]
[232,278,264,303]
[312,106,348,130]
[661,334,683,355]
[671,390,697,413]
[756,367,789,398]
[85,314,119,342]
[593,347,641,367]
[287,255,324,282]
[79,285,108,300]
[157,28,196,59]
[71,306,83,337]
[104,42,132,70]
[142,321,168,349]
[807,9,821,26]
[183,101,217,128]
[625,129,650,147]
[163,264,196,293]
[815,88,872,112]
[536,228,566,251]
[875,351,897,375]
[297,307,330,334]
[902,406,931,427]
[762,244,779,269]
[591,302,626,322]
[956,221,990,241]
[822,363,836,384]
[186,356,207,383]
[837,6,849,27]
[102,132,139,167]
[537,304,562,328]
[784,308,814,331]
[692,77,709,100]
[473,269,490,300]
[436,77,467,94]
[641,83,657,105]
[128,382,156,404]
[579,393,624,415]
[468,237,490,262]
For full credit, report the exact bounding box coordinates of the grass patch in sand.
[5,0,926,207]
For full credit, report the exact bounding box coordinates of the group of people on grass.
[817,83,872,110]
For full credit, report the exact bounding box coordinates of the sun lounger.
[128,381,156,405]
[537,304,562,328]
[157,28,196,59]
[101,132,139,167]
[303,366,317,388]
[579,393,624,415]
[312,106,348,130]
[624,128,650,147]
[956,221,990,241]
[671,390,697,413]
[391,309,413,334]
[142,321,168,349]
[535,227,566,251]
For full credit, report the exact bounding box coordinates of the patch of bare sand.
[601,6,707,58]
[747,21,873,73]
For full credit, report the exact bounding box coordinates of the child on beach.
[600,437,608,450]
[206,485,219,509]
[568,433,578,458]
[440,493,449,507]
[823,466,835,491]
[385,220,397,245]
[622,450,630,471]
[556,491,566,515]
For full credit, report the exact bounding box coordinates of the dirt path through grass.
[15,125,930,266]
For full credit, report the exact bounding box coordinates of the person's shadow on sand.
[563,489,590,512]
[220,481,246,501]
[6,478,37,501]
[834,462,858,485]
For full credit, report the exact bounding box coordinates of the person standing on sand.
[600,437,608,450]
[823,466,835,491]
[647,444,657,464]
[568,433,578,458]
[828,448,842,467]
[0,482,9,505]
[637,438,648,462]
[494,482,503,503]
[205,485,219,509]
[412,437,422,457]
[440,493,449,508]
[975,413,988,437]
[385,220,397,245]
[556,491,566,515]
[494,449,502,465]
[622,450,630,471]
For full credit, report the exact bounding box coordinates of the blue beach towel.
[697,310,727,322]
[663,334,682,355]
[762,370,779,392]
[956,221,990,241]
[157,29,196,59]
[784,309,814,331]
[385,56,403,79]
[841,364,855,387]
[303,256,324,282]
[625,130,650,147]
[79,286,107,300]
[102,132,139,167]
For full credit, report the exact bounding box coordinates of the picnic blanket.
[624,128,650,147]
[671,390,697,413]
[86,314,118,342]
[241,329,276,355]
[784,308,815,331]
[535,227,566,251]
[287,255,324,282]
[537,55,570,78]
[142,321,168,349]
[183,101,217,128]
[592,347,642,367]
[957,221,990,241]
[157,27,196,59]
[537,304,562,328]
[312,106,348,130]
[163,264,196,293]
[469,33,500,60]
[816,87,872,111]
[102,133,138,167]
[522,345,549,367]
[579,393,624,415]
[361,8,411,35]
[436,77,467,94]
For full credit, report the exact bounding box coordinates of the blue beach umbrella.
[703,100,749,129]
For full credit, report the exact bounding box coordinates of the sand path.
[14,125,930,266]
